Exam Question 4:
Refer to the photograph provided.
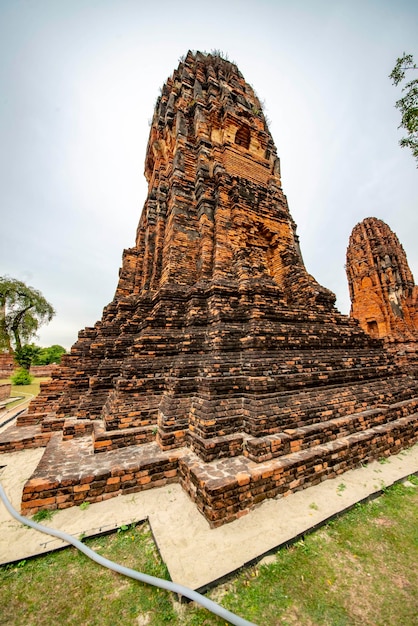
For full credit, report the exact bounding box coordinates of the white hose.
[0,483,256,626]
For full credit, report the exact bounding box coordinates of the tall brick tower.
[346,217,418,342]
[2,52,417,526]
[116,51,334,306]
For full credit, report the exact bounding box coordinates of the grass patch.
[1,478,417,625]
[336,482,347,495]
[32,509,56,523]
[0,376,49,409]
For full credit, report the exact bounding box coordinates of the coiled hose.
[0,483,256,626]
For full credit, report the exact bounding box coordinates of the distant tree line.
[14,343,67,370]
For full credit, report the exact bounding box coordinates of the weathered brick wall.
[29,364,59,377]
[0,356,58,379]
[0,383,11,402]
[1,52,417,526]
[0,353,14,379]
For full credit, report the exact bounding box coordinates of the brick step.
[60,345,402,420]
[180,412,418,526]
[115,347,391,370]
[92,421,156,452]
[111,359,395,383]
[97,367,403,403]
[16,412,48,427]
[76,391,111,416]
[249,373,415,401]
[245,397,418,461]
[131,314,365,333]
[41,417,66,432]
[97,377,418,447]
[20,434,184,516]
[244,379,418,435]
[102,395,164,427]
[0,424,51,453]
[243,366,394,392]
[16,412,418,520]
[62,419,94,440]
[187,431,244,462]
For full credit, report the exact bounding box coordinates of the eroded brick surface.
[0,383,11,402]
[0,353,14,378]
[1,53,418,525]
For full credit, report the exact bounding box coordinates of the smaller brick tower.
[346,217,418,343]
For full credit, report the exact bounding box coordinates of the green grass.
[32,509,56,523]
[1,477,417,625]
[0,376,50,409]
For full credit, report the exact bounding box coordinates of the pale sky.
[1,0,417,349]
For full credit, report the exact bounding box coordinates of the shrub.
[33,344,66,365]
[15,345,40,369]
[11,368,34,385]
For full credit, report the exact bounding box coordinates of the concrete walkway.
[0,395,32,432]
[1,441,418,591]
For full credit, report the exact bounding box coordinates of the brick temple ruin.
[346,217,418,347]
[1,51,417,526]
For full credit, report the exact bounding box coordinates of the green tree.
[33,344,66,365]
[14,344,41,369]
[389,53,418,166]
[0,276,55,356]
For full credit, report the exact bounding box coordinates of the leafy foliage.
[0,276,55,354]
[11,368,34,386]
[390,53,418,165]
[33,344,66,365]
[14,344,40,369]
[12,343,67,368]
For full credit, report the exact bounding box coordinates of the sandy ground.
[1,436,417,591]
